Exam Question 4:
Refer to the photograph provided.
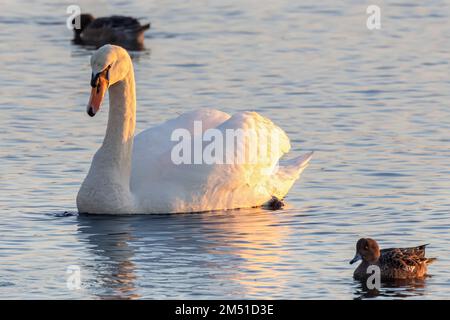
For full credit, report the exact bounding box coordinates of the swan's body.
[77,45,312,214]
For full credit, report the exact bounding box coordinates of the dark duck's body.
[350,238,436,280]
[72,14,150,50]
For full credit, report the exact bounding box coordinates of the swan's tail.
[282,151,314,172]
[269,151,313,199]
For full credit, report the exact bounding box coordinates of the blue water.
[0,0,449,299]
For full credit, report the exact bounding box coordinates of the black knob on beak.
[87,106,96,117]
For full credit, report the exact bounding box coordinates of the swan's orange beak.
[87,68,109,117]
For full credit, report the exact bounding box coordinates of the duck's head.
[72,14,94,42]
[87,44,132,117]
[350,238,381,264]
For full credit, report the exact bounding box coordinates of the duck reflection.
[353,278,428,299]
[76,208,291,299]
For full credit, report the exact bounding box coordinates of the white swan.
[77,45,312,214]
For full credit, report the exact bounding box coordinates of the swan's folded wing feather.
[131,110,309,212]
[270,152,313,199]
[195,111,301,209]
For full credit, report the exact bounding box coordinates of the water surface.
[0,0,449,299]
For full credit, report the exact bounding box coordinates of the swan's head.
[87,44,132,117]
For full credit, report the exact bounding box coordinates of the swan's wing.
[130,109,230,200]
[187,111,311,210]
[133,108,230,155]
[131,110,311,212]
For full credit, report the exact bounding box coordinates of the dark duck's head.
[72,14,95,43]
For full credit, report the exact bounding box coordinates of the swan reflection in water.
[76,208,292,299]
[77,215,140,299]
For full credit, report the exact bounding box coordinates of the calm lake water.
[1,0,449,299]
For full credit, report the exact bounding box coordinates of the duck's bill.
[349,253,362,264]
[87,72,109,117]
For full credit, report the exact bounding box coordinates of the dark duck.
[72,14,150,51]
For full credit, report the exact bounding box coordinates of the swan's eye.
[106,64,111,81]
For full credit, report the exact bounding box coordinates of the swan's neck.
[101,68,136,181]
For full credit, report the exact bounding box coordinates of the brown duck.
[350,238,436,280]
[72,14,150,51]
